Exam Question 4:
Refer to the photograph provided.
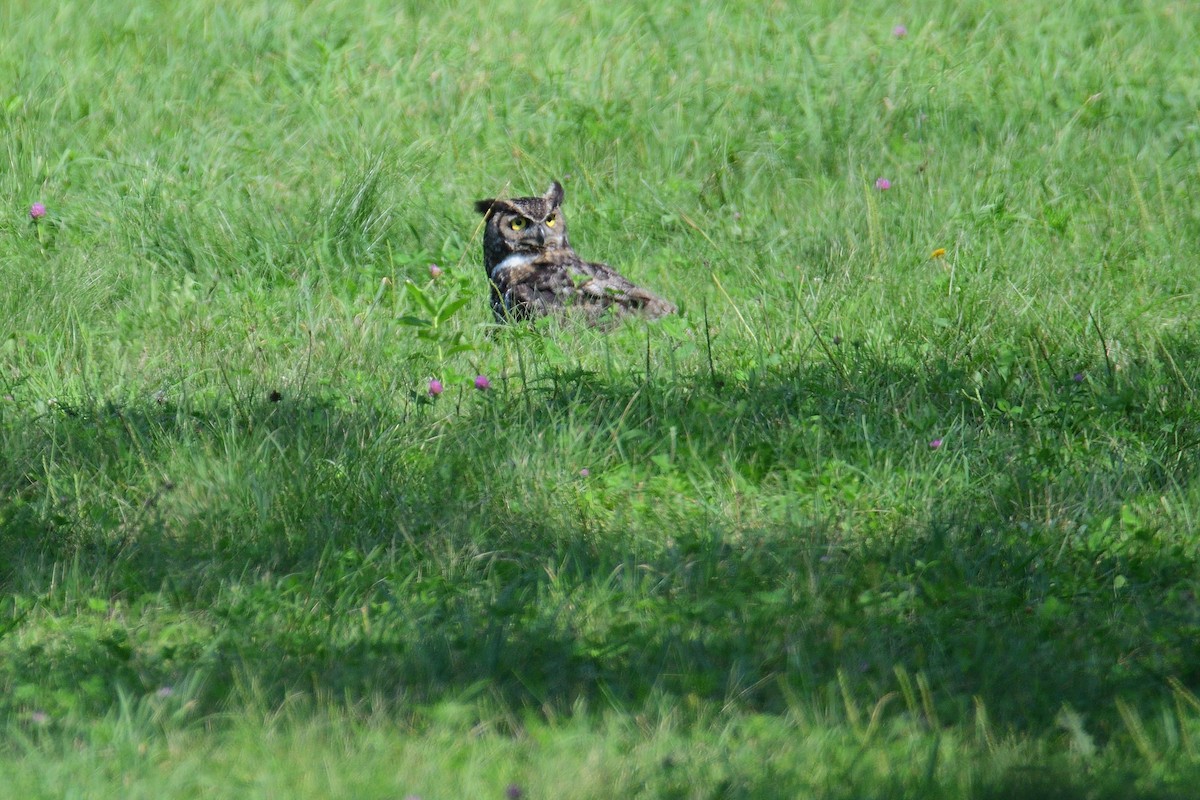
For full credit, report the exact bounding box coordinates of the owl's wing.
[567,259,677,320]
[494,249,675,323]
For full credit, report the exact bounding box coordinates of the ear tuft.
[474,198,498,216]
[545,181,564,207]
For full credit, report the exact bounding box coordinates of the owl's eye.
[544,214,557,228]
[509,218,527,231]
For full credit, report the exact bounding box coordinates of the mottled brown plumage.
[474,181,674,324]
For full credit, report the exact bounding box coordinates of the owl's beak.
[533,226,546,245]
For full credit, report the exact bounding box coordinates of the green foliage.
[3,0,1200,796]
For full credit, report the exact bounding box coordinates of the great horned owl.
[474,181,675,324]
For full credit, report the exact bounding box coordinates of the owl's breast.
[490,252,538,282]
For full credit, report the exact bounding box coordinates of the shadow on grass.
[1,333,1199,739]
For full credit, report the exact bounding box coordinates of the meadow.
[3,0,1200,796]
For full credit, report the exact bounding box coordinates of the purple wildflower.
[29,203,47,221]
[429,264,443,278]
[875,177,891,191]
[474,375,491,391]
[506,785,524,800]
[893,24,908,38]
[929,438,943,450]
[428,379,444,397]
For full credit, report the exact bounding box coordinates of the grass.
[3,0,1200,796]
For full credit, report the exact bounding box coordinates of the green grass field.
[4,0,1200,796]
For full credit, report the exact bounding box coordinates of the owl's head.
[474,181,569,262]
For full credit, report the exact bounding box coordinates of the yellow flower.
[931,247,946,259]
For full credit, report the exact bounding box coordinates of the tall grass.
[3,0,1200,796]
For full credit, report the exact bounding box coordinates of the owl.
[474,181,675,324]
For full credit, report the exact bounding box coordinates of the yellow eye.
[545,214,557,228]
[510,218,526,231]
